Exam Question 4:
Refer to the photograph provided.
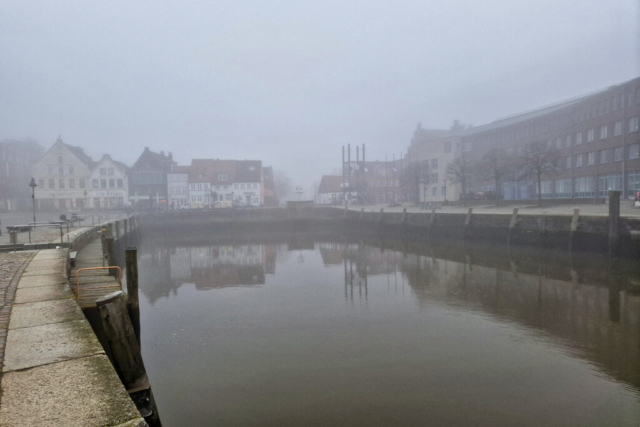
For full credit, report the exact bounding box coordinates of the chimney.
[160,150,165,156]
[168,152,173,160]
[144,147,149,152]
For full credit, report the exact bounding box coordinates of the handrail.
[75,266,123,302]
[11,223,65,243]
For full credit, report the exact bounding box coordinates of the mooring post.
[125,247,140,346]
[96,291,162,426]
[508,208,518,245]
[115,221,120,239]
[608,190,620,253]
[377,208,384,232]
[106,237,117,278]
[107,222,114,238]
[10,231,17,246]
[569,208,579,250]
[124,219,128,236]
[463,208,472,240]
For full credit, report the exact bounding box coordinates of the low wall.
[137,207,640,256]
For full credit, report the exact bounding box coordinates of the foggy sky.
[1,1,638,197]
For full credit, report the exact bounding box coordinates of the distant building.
[129,147,176,208]
[32,137,94,210]
[262,166,277,206]
[234,160,263,206]
[316,175,356,205]
[167,165,190,210]
[87,154,129,209]
[0,139,44,210]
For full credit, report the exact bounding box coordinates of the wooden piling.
[569,208,579,250]
[125,247,140,347]
[106,237,117,278]
[124,219,128,236]
[507,208,518,245]
[608,190,620,253]
[463,208,473,239]
[115,221,120,239]
[107,222,114,238]
[96,291,162,426]
[377,208,384,232]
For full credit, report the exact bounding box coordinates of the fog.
[1,0,638,195]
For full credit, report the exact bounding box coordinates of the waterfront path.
[0,247,145,427]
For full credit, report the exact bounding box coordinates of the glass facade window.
[574,154,583,167]
[587,129,595,142]
[598,173,623,197]
[614,121,623,136]
[587,152,595,165]
[574,177,594,198]
[629,143,640,159]
[575,132,582,145]
[614,147,623,162]
[540,181,553,199]
[628,171,640,198]
[599,149,611,164]
[629,117,639,133]
[555,179,571,198]
[600,125,608,139]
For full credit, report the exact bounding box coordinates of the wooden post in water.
[569,208,579,251]
[377,208,384,233]
[463,208,473,240]
[507,208,518,245]
[401,208,408,235]
[96,291,162,426]
[124,219,128,236]
[107,222,114,238]
[106,237,117,278]
[608,190,620,254]
[125,247,140,347]
[115,221,120,239]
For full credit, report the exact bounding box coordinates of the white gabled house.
[87,154,129,209]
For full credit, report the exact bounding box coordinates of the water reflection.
[138,235,640,426]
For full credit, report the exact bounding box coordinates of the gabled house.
[316,175,356,205]
[129,147,176,208]
[87,154,129,209]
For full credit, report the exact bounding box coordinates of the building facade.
[234,160,262,206]
[129,147,175,209]
[316,175,357,205]
[32,137,94,211]
[87,154,129,209]
[168,166,190,210]
[0,139,44,211]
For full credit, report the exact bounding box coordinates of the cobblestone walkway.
[0,252,35,367]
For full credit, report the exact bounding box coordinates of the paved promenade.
[0,247,146,427]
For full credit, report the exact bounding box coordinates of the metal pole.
[362,144,366,203]
[347,143,351,206]
[342,146,345,204]
[32,188,36,224]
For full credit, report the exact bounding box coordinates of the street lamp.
[29,177,37,224]
[83,190,87,211]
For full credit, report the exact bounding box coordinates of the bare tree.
[446,157,476,205]
[400,162,430,203]
[273,170,293,203]
[519,140,564,206]
[477,148,514,205]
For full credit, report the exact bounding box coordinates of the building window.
[628,171,640,198]
[241,183,245,190]
[69,166,75,175]
[48,179,55,189]
[565,135,571,147]
[540,181,553,199]
[614,147,623,162]
[197,173,203,179]
[48,166,54,175]
[574,176,594,198]
[197,184,202,190]
[599,149,611,164]
[101,179,107,188]
[58,167,64,175]
[565,157,571,169]
[629,117,639,133]
[431,159,438,169]
[574,154,583,167]
[109,179,115,188]
[234,184,239,190]
[79,179,85,188]
[614,121,623,136]
[69,179,75,189]
[432,187,437,196]
[431,173,438,183]
[555,179,571,198]
[59,179,65,189]
[108,168,114,176]
[575,132,582,145]
[587,152,595,165]
[92,179,99,188]
[600,125,608,139]
[444,141,452,153]
[219,173,227,181]
[599,173,623,197]
[587,128,595,142]
[100,168,106,176]
[117,179,123,188]
[629,143,640,159]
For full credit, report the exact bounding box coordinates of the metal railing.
[10,223,65,244]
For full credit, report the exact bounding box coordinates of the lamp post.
[83,190,87,211]
[29,177,37,224]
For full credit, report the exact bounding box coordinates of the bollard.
[608,190,620,253]
[115,221,120,239]
[10,231,17,245]
[96,291,162,426]
[125,247,140,346]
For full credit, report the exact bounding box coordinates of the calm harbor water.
[136,234,640,426]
